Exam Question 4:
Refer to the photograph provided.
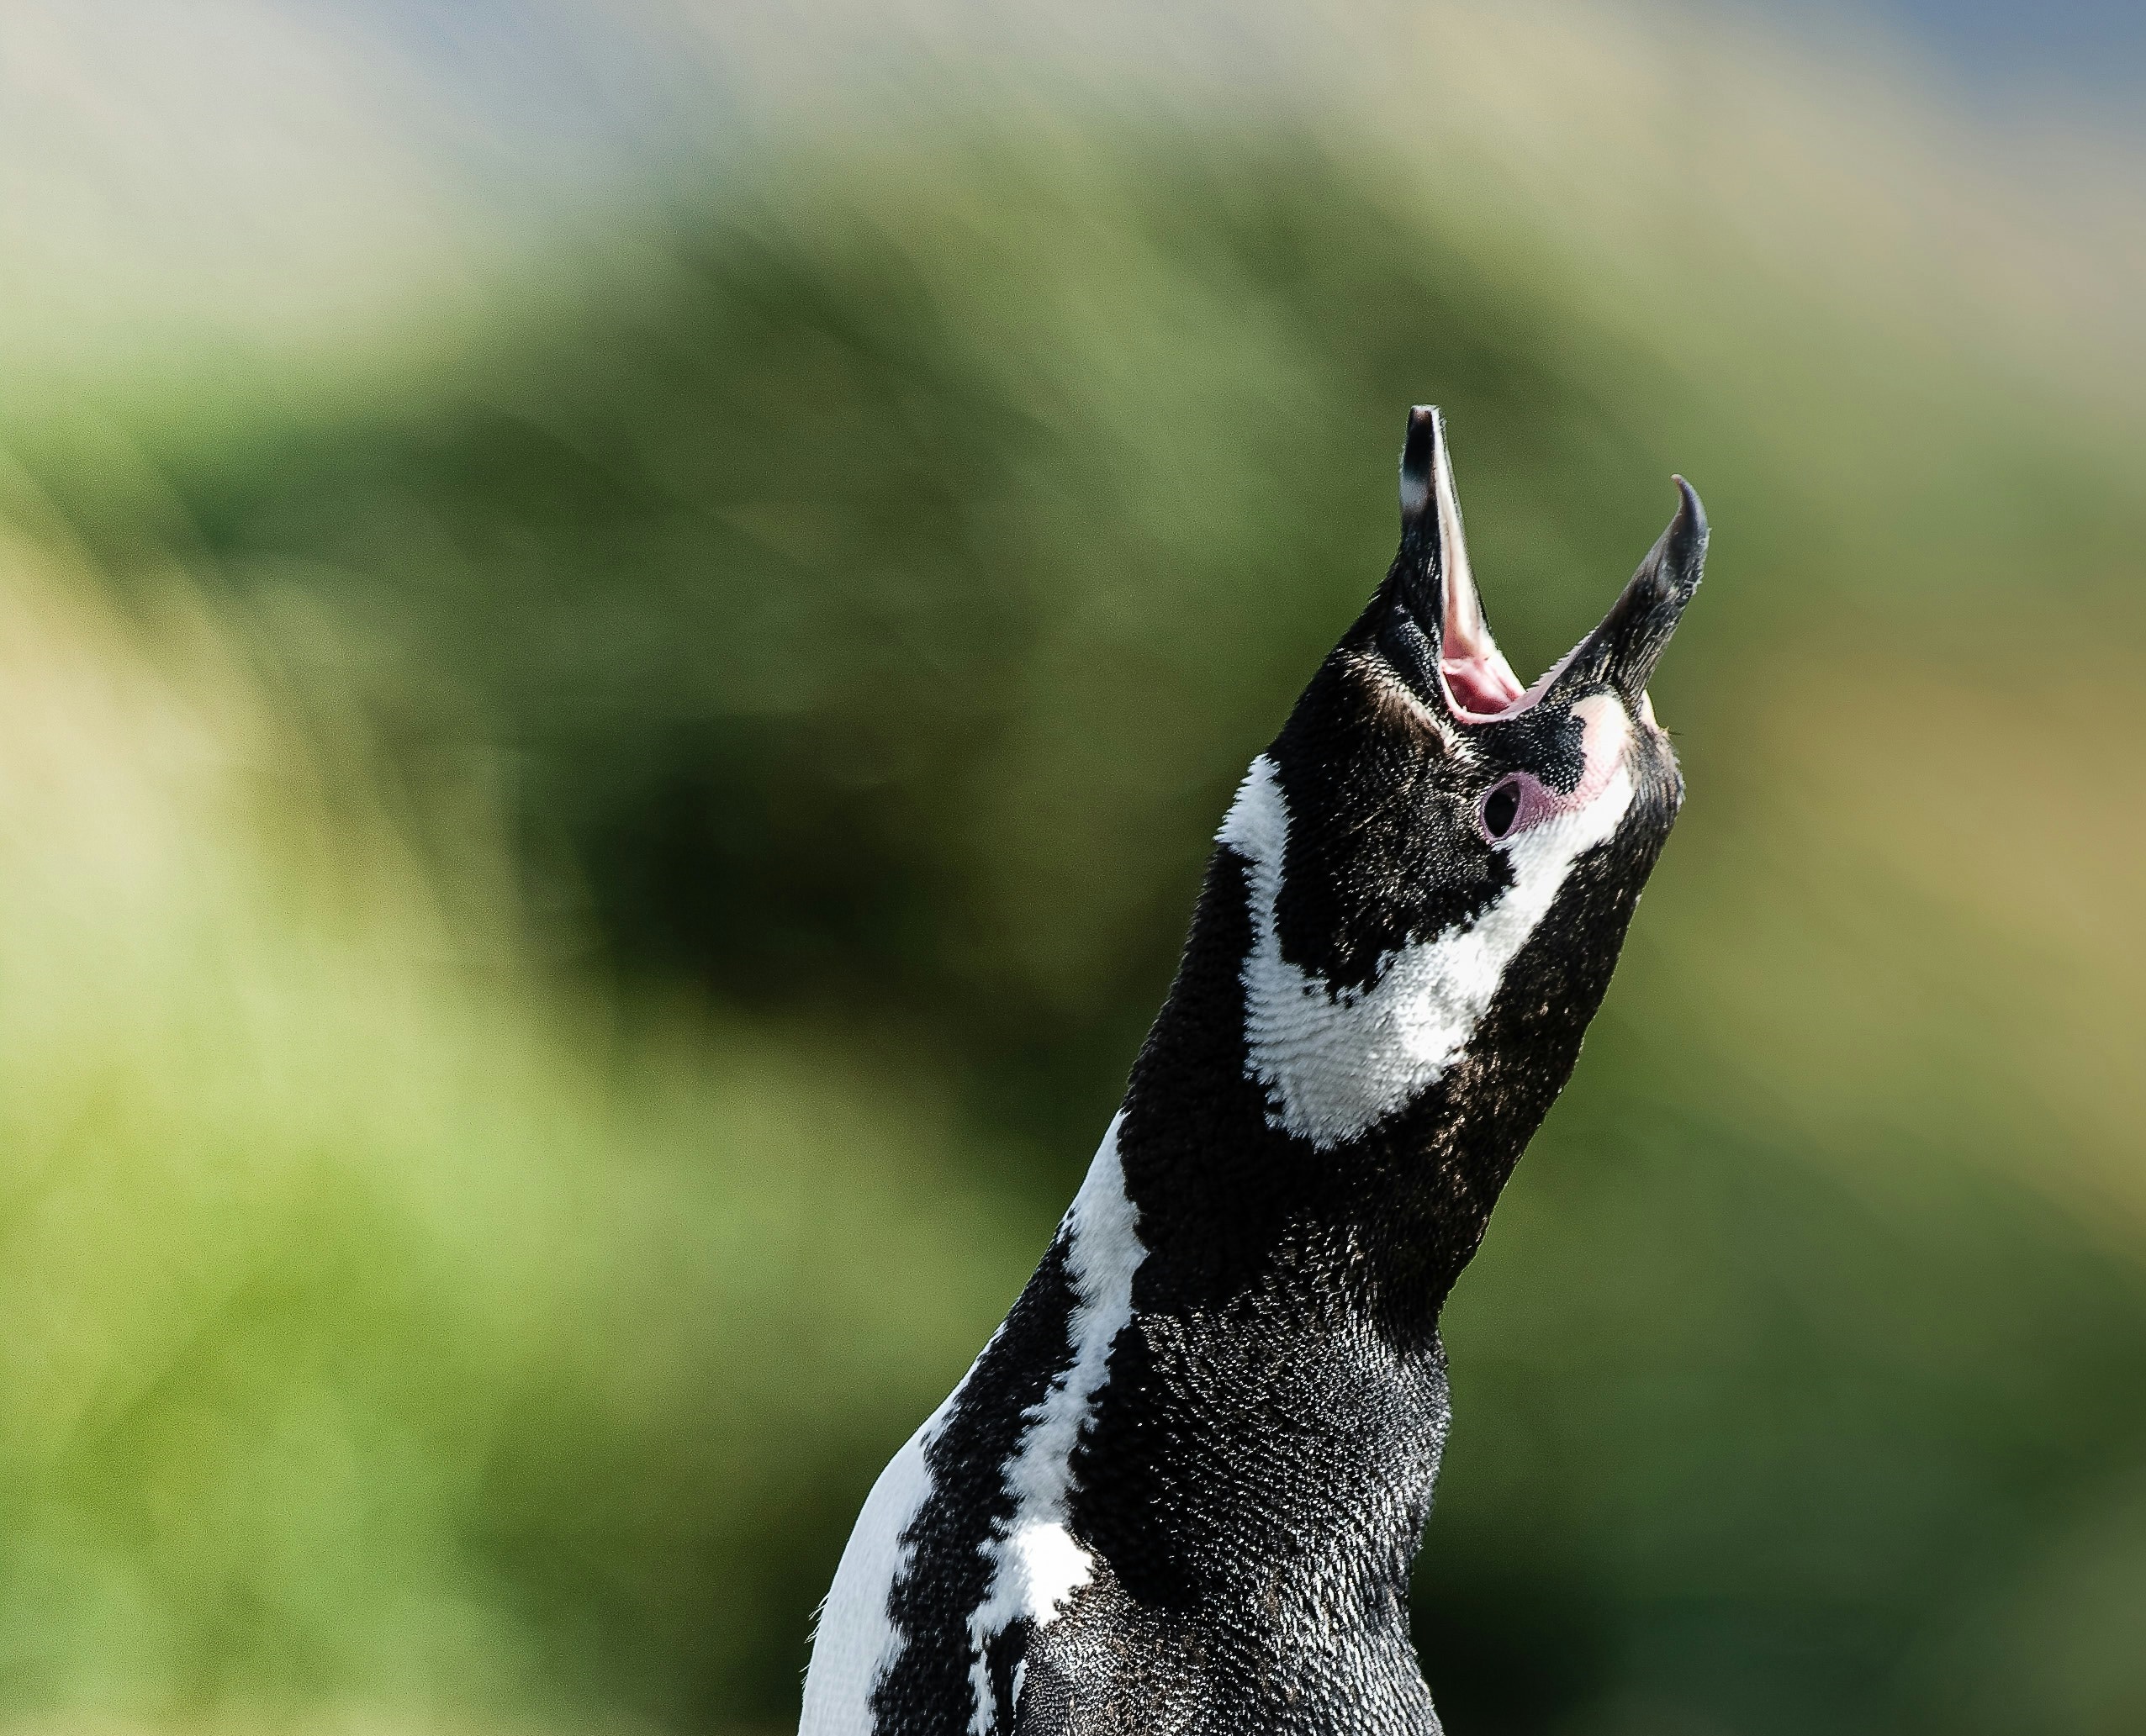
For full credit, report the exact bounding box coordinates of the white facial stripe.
[965,1116,1144,1733]
[1218,747,1635,1150]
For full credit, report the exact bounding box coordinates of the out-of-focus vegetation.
[3,5,2144,1734]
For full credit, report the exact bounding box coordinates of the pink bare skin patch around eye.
[1483,694,1633,842]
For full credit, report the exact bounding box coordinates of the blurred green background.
[1,3,2143,1733]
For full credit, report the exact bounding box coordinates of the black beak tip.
[1583,472,1710,705]
[1664,475,1708,590]
[1399,405,1440,520]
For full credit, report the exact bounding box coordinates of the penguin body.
[801,409,1708,1736]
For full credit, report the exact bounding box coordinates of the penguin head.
[1215,408,1707,1150]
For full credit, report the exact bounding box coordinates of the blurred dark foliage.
[19,128,2146,1736]
[117,141,1694,1157]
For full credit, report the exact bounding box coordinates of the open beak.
[1542,474,1707,710]
[1392,405,1708,723]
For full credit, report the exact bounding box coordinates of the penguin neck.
[1054,778,1657,1630]
[1054,844,1610,1631]
[1113,842,1599,1344]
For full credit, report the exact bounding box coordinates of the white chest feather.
[962,1116,1142,1732]
[797,1390,957,1736]
[796,1121,1145,1736]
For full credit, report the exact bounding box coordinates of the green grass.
[0,541,1046,1725]
[2,11,2144,1733]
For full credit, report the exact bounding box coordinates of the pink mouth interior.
[1412,410,1603,727]
[1440,653,1526,720]
[1437,577,1540,723]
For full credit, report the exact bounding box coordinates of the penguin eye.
[1481,778,1522,841]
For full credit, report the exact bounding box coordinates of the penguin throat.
[1216,752,1634,1149]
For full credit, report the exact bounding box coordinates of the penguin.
[799,406,1709,1736]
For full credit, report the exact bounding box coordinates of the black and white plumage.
[800,407,1709,1736]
